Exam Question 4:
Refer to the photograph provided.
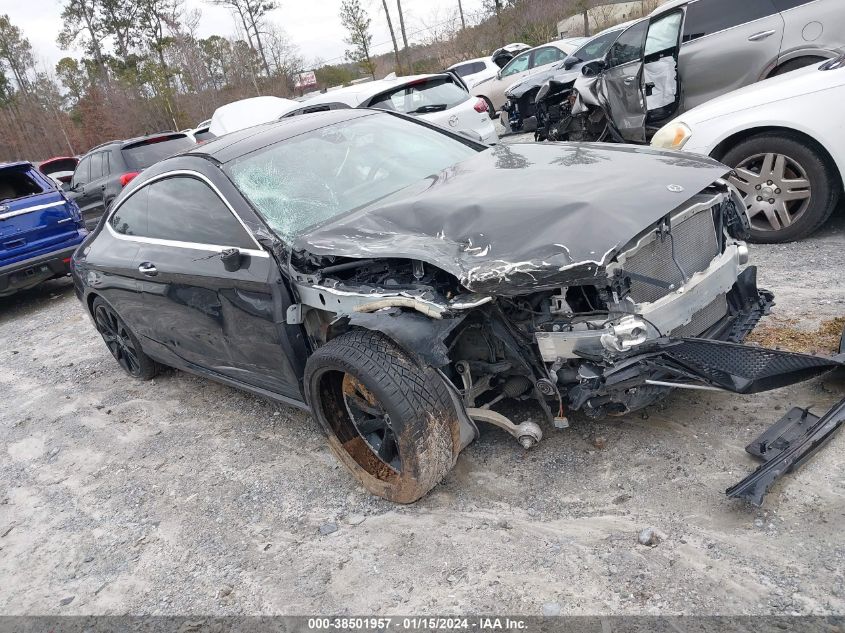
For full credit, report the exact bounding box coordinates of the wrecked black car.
[71,109,844,505]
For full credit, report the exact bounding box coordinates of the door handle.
[748,30,776,42]
[138,262,157,276]
[624,76,638,85]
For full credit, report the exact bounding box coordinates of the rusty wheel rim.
[341,374,402,473]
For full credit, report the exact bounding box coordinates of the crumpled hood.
[507,65,580,99]
[296,142,730,295]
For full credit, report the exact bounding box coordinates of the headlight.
[651,121,692,150]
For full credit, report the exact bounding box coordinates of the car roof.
[448,58,489,68]
[82,132,187,156]
[0,160,33,171]
[185,108,379,164]
[301,73,455,107]
[651,0,689,16]
[522,37,585,56]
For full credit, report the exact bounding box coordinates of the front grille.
[625,208,720,303]
[670,293,728,338]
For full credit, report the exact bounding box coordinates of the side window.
[606,19,649,67]
[645,11,683,57]
[72,157,91,187]
[102,152,111,176]
[683,0,779,42]
[89,153,103,181]
[452,63,476,77]
[574,30,621,61]
[501,51,530,77]
[144,177,256,249]
[531,47,564,68]
[110,187,149,236]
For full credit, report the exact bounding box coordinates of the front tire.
[722,133,839,243]
[92,297,158,380]
[305,329,458,503]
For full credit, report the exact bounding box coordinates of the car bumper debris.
[727,396,845,505]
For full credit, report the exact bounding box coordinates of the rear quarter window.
[452,62,485,77]
[0,168,47,203]
[369,77,469,114]
[121,136,196,170]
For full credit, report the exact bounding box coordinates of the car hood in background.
[296,143,730,295]
[209,96,300,136]
[38,156,79,177]
[506,64,581,99]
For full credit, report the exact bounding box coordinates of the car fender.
[686,116,845,188]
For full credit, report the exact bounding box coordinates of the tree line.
[1,0,656,162]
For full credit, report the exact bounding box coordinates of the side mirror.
[496,70,502,80]
[581,59,606,77]
[220,248,242,272]
[563,56,581,71]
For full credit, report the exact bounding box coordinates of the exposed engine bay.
[272,141,844,505]
[286,180,842,479]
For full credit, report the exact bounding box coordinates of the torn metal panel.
[727,398,845,505]
[295,142,730,295]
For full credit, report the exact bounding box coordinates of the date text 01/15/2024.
[306,617,528,630]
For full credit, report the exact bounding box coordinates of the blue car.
[0,161,88,297]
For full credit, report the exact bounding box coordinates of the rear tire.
[92,297,158,380]
[721,133,839,243]
[305,329,458,503]
[771,57,826,76]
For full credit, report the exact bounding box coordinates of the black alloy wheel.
[92,297,158,380]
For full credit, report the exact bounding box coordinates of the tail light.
[474,98,489,114]
[120,172,140,187]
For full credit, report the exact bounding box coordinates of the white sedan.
[294,73,498,145]
[447,43,531,91]
[652,55,845,243]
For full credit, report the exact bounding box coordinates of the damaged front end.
[285,152,842,504]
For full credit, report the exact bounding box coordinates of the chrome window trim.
[105,169,268,257]
[0,200,65,220]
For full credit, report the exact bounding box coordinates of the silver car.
[542,0,845,143]
[664,0,845,111]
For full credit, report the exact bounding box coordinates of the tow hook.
[465,408,543,448]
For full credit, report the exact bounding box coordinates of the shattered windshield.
[226,113,480,241]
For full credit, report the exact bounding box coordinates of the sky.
[0,0,488,72]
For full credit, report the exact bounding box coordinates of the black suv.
[69,133,195,229]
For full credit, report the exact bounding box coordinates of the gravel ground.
[1,199,844,616]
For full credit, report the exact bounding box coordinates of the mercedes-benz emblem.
[667,184,685,193]
[448,115,459,127]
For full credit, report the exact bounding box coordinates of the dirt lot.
[1,209,844,616]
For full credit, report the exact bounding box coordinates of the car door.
[110,172,303,398]
[600,19,650,142]
[73,152,108,230]
[68,155,92,222]
[679,0,784,110]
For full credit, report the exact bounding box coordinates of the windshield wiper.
[410,104,448,114]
